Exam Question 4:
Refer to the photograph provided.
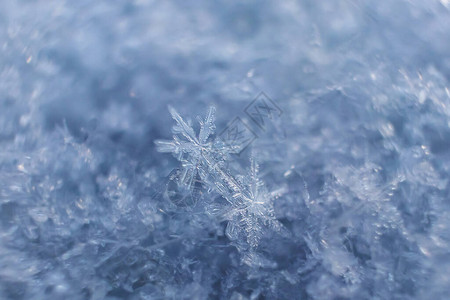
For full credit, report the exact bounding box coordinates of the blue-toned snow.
[1,0,450,299]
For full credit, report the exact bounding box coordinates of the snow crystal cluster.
[1,0,450,299]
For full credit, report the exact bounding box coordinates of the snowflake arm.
[168,105,199,145]
[198,106,216,145]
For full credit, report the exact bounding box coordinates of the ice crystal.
[156,107,286,253]
[223,157,287,249]
[156,106,235,191]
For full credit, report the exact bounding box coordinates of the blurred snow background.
[1,0,450,299]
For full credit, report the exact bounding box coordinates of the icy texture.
[1,0,450,299]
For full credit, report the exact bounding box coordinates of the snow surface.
[1,0,450,299]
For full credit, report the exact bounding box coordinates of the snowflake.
[155,106,243,201]
[156,106,235,189]
[224,157,287,248]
